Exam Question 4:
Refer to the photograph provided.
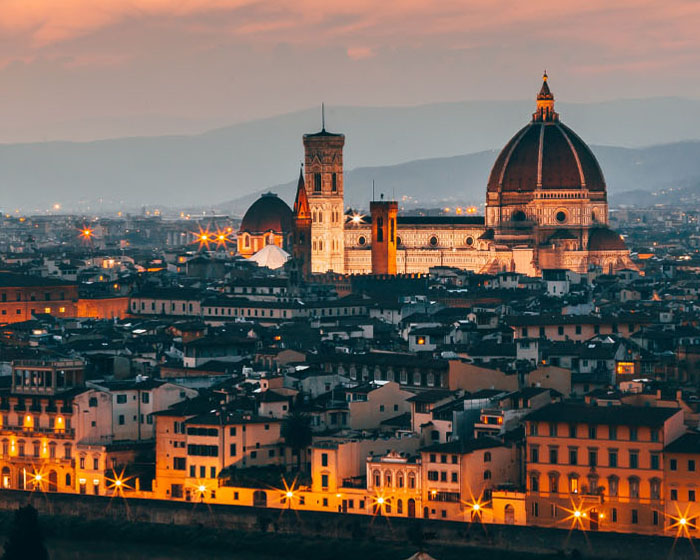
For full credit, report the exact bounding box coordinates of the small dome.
[588,228,626,251]
[240,193,293,234]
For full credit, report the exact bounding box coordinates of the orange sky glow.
[0,0,699,141]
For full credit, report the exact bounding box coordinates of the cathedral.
[239,74,635,277]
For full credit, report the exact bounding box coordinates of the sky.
[1,0,700,142]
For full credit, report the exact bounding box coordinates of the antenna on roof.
[321,103,325,131]
[372,179,375,202]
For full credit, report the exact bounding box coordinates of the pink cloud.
[346,46,374,60]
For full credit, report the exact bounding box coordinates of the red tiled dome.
[487,121,606,193]
[240,193,293,234]
[588,228,627,251]
[487,74,606,195]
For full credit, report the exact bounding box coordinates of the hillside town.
[0,199,699,539]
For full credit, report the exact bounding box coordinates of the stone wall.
[0,490,696,559]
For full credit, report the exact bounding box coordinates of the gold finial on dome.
[533,71,558,122]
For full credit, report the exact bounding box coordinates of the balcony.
[0,426,75,439]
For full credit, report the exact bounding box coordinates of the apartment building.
[524,402,685,535]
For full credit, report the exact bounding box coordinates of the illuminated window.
[44,307,51,314]
[59,307,66,313]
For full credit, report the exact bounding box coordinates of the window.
[671,489,678,501]
[321,474,328,488]
[629,427,638,441]
[321,453,328,467]
[549,448,558,464]
[116,394,127,404]
[427,471,438,481]
[569,424,577,438]
[451,472,458,483]
[609,450,618,468]
[332,173,337,192]
[118,415,125,425]
[647,477,663,503]
[569,475,579,494]
[690,490,696,502]
[230,444,237,456]
[483,470,491,480]
[568,448,578,465]
[173,457,186,470]
[629,451,639,469]
[549,473,558,494]
[530,447,539,463]
[484,452,492,463]
[609,425,617,440]
[314,173,321,192]
[650,454,659,470]
[440,471,447,482]
[529,423,538,436]
[141,392,150,404]
[93,458,99,470]
[608,476,619,497]
[631,509,638,524]
[588,426,597,439]
[588,450,597,467]
[629,477,640,499]
[689,460,696,472]
[549,423,557,437]
[670,458,677,471]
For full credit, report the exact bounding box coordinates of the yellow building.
[0,359,84,493]
[524,402,686,535]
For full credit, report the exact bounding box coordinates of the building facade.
[239,74,635,277]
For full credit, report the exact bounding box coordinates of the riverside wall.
[0,490,695,560]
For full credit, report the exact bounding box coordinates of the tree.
[2,505,49,560]
[281,411,313,472]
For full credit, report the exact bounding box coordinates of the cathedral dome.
[487,74,606,194]
[240,193,293,234]
[588,228,627,251]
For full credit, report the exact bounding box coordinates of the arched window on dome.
[512,210,527,222]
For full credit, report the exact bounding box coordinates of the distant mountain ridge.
[222,141,700,214]
[3,98,700,211]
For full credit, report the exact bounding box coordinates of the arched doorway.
[408,499,416,518]
[48,470,58,492]
[504,504,515,525]
[1,467,10,489]
[253,490,267,507]
[423,506,429,519]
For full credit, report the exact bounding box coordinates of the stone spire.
[293,166,311,219]
[533,71,559,122]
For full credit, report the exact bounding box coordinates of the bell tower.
[370,196,398,275]
[303,106,345,274]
